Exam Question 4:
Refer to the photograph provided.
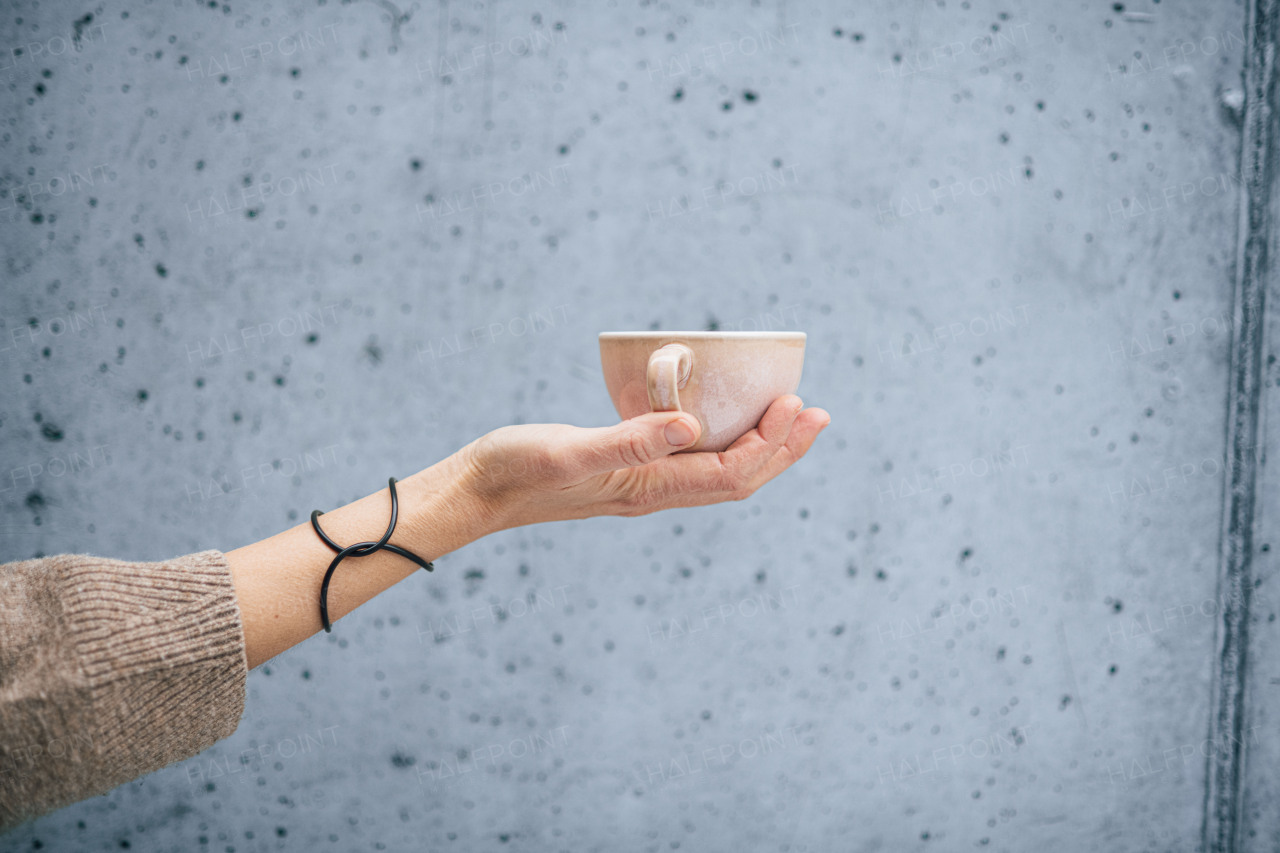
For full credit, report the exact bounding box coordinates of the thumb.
[572,411,703,475]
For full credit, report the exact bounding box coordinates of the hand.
[453,395,831,530]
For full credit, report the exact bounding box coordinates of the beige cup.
[599,331,807,453]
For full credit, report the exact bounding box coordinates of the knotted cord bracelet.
[311,477,434,633]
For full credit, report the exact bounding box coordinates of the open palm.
[454,395,830,529]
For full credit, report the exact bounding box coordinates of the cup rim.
[599,331,805,339]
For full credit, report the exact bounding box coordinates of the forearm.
[222,399,826,669]
[225,449,494,668]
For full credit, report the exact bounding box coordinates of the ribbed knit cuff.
[0,549,248,832]
[59,549,249,765]
[64,549,245,682]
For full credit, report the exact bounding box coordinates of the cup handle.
[646,343,694,412]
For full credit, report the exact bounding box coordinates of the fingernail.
[665,419,696,446]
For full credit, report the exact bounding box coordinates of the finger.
[645,408,828,511]
[722,394,804,464]
[688,394,804,491]
[623,394,804,497]
[740,407,830,493]
[559,410,704,477]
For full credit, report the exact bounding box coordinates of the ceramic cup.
[599,331,807,453]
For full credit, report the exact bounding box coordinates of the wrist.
[396,450,506,559]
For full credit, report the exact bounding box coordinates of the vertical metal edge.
[1203,0,1277,850]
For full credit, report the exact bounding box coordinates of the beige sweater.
[0,550,247,832]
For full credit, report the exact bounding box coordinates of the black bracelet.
[310,477,434,633]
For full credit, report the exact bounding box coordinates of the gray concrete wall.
[1,0,1274,851]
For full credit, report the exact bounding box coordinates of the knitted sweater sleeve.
[0,550,248,832]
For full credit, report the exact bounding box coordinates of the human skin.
[226,395,829,668]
